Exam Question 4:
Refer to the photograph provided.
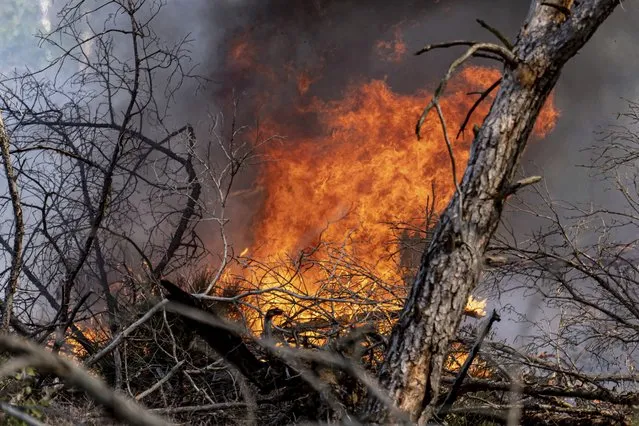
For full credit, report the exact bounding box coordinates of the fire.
[296,70,317,96]
[228,33,255,70]
[239,247,249,257]
[464,295,487,318]
[253,67,556,261]
[227,66,558,333]
[60,321,110,360]
[445,342,492,378]
[376,28,407,62]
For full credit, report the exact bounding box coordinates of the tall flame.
[230,66,558,332]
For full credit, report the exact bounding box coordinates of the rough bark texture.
[365,1,621,423]
[0,112,23,331]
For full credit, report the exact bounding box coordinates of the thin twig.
[415,40,480,55]
[476,19,514,50]
[434,102,463,219]
[149,402,247,415]
[135,359,185,401]
[0,401,47,426]
[416,43,515,139]
[415,41,515,65]
[457,78,502,139]
[84,299,168,367]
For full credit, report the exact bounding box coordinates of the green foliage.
[0,367,51,426]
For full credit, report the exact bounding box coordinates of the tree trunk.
[365,1,621,423]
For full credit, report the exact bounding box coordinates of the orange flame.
[252,67,557,264]
[464,295,487,318]
[228,34,255,70]
[296,70,317,96]
[230,66,558,333]
[445,342,492,378]
[61,321,109,360]
[376,28,407,62]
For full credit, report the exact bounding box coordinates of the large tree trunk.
[365,1,621,423]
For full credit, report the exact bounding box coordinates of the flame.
[228,33,255,70]
[376,28,407,62]
[60,321,110,360]
[464,295,487,318]
[239,247,249,257]
[227,66,558,334]
[445,342,492,378]
[253,67,556,261]
[296,71,316,96]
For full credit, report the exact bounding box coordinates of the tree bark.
[0,112,24,331]
[365,1,621,423]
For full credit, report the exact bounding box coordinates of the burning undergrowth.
[215,65,557,336]
[56,3,563,422]
[199,1,560,342]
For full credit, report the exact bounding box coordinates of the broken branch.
[437,310,501,418]
[503,175,543,197]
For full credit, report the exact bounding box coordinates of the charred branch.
[437,310,501,418]
[457,77,502,139]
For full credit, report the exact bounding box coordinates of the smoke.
[199,1,531,101]
[152,1,639,342]
[177,0,639,197]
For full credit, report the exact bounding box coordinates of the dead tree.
[0,2,266,391]
[365,1,622,423]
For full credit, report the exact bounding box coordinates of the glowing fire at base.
[223,66,558,335]
[445,342,492,378]
[60,322,109,360]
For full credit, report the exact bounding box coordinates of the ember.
[376,27,408,63]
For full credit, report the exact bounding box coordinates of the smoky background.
[147,0,639,346]
[4,0,639,368]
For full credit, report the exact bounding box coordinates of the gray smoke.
[152,1,639,342]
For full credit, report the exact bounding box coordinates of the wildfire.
[224,65,558,334]
[464,295,487,318]
[376,28,407,63]
[445,342,492,378]
[60,321,110,360]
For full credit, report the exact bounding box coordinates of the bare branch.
[0,334,170,426]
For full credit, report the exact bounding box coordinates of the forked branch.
[415,43,515,139]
